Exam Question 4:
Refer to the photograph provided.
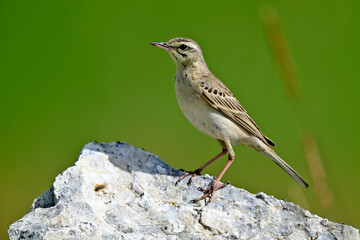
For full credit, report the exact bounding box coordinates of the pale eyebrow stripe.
[187,42,200,51]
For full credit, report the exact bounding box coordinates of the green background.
[1,0,359,238]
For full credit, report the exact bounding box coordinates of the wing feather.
[200,79,275,146]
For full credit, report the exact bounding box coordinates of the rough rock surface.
[9,141,359,240]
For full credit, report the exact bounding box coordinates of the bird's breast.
[174,77,250,144]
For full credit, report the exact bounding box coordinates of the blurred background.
[1,0,359,238]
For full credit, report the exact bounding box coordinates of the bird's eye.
[179,44,188,50]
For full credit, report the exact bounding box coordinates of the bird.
[150,37,308,204]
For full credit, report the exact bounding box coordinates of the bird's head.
[150,38,205,68]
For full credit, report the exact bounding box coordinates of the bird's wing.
[199,78,275,146]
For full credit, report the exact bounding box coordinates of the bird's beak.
[150,42,172,51]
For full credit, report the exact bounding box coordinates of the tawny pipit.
[150,38,308,203]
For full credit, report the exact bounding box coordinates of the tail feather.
[262,148,309,188]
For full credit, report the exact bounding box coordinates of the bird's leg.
[175,148,227,186]
[194,154,234,204]
[194,140,235,204]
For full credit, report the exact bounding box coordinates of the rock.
[8,141,359,240]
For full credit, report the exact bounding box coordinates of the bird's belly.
[175,82,251,145]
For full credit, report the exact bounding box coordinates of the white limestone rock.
[8,141,359,240]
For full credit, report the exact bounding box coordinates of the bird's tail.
[261,147,309,188]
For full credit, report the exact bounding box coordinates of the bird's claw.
[192,181,231,205]
[175,169,201,186]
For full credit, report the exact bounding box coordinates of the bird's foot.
[175,169,202,186]
[192,181,231,205]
